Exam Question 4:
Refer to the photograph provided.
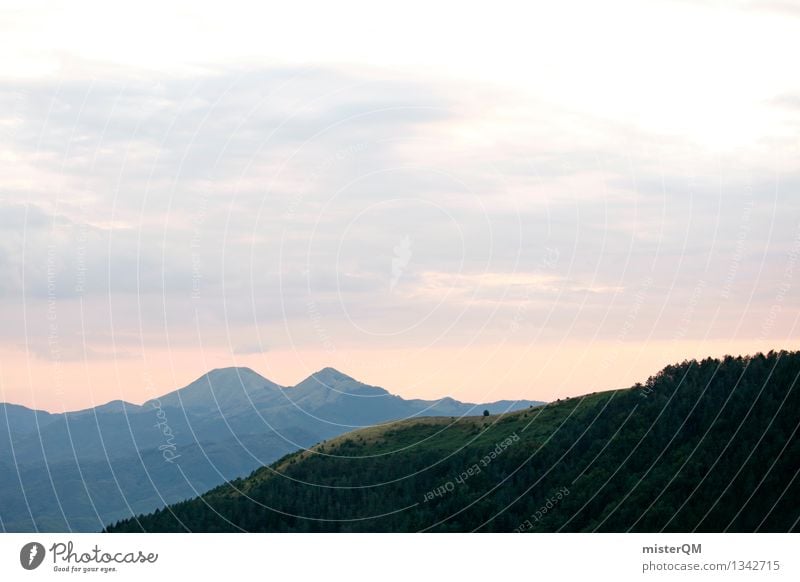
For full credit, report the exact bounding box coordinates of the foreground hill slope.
[106,351,800,533]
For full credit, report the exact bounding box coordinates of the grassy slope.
[106,351,800,533]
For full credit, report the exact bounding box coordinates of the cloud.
[232,343,269,355]
[0,61,797,366]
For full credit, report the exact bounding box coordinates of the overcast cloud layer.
[1,1,798,409]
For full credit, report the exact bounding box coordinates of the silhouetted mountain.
[0,367,540,531]
[105,351,800,533]
[0,403,57,432]
[147,367,283,413]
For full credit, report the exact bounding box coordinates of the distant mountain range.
[106,351,800,533]
[0,367,541,532]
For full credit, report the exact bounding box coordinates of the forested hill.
[105,351,800,533]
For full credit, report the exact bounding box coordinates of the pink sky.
[1,1,798,414]
[3,339,797,413]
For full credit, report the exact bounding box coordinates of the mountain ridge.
[105,350,800,533]
[4,365,535,415]
[0,366,542,532]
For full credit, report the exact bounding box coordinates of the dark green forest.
[105,351,800,532]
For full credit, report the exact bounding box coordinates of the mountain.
[0,367,541,532]
[105,351,800,533]
[0,402,57,432]
[146,367,283,413]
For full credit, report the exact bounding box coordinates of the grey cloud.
[0,63,797,357]
[231,342,269,355]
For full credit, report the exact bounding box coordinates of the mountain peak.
[291,367,391,400]
[205,366,261,378]
[313,367,355,382]
[150,366,283,410]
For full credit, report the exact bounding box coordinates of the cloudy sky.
[1,0,799,411]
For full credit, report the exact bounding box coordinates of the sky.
[0,0,799,412]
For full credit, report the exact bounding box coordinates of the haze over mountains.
[0,367,540,532]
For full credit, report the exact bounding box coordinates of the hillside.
[106,351,800,533]
[0,367,539,532]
